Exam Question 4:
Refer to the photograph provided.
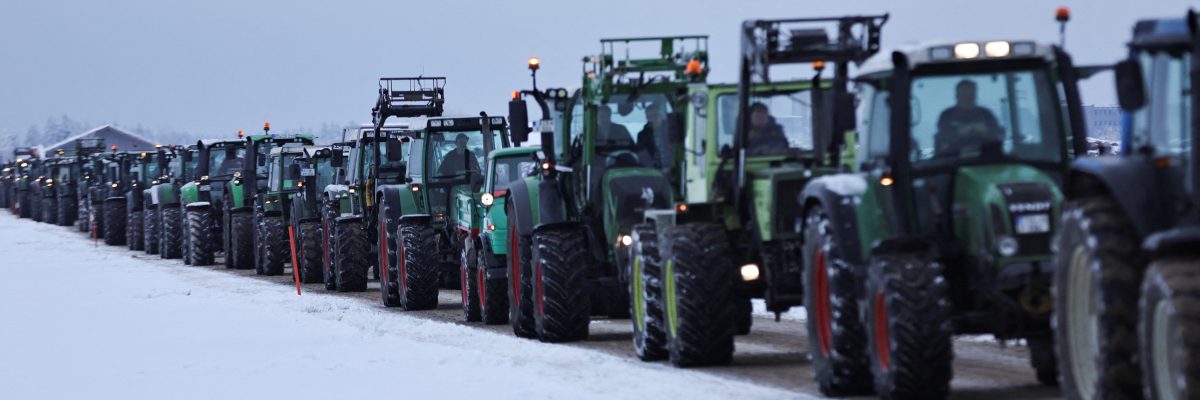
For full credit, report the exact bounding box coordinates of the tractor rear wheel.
[507,209,536,338]
[18,192,31,219]
[187,208,216,266]
[1053,197,1144,400]
[103,199,126,246]
[259,217,286,276]
[660,223,735,367]
[229,211,254,269]
[1139,258,1200,400]
[298,222,323,284]
[144,209,159,255]
[628,223,667,361]
[333,219,368,292]
[127,207,143,251]
[43,196,58,225]
[802,206,871,395]
[531,226,590,343]
[477,244,508,325]
[397,221,438,310]
[1028,336,1059,386]
[460,236,481,321]
[160,207,183,259]
[865,252,953,400]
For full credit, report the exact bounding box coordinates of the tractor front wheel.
[660,223,735,367]
[333,219,368,292]
[298,222,323,284]
[477,244,508,325]
[103,199,127,246]
[144,209,159,255]
[531,226,590,343]
[377,202,400,305]
[160,207,183,259]
[865,252,953,400]
[397,221,438,310]
[186,207,216,265]
[1138,258,1200,400]
[259,217,287,276]
[127,207,144,251]
[460,236,482,321]
[628,223,667,361]
[507,209,536,338]
[802,206,871,395]
[228,210,255,269]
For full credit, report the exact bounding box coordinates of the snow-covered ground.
[0,214,801,400]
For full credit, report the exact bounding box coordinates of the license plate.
[1015,213,1050,234]
[300,168,315,177]
[199,185,211,192]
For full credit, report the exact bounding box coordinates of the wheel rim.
[1066,246,1099,399]
[477,252,487,308]
[632,241,645,332]
[534,259,544,317]
[379,217,389,286]
[1152,299,1180,400]
[460,248,470,307]
[813,249,832,356]
[509,226,521,309]
[873,292,890,372]
[398,228,408,298]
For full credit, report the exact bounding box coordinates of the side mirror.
[330,151,344,168]
[1115,58,1147,111]
[665,112,685,145]
[386,140,405,162]
[508,99,530,145]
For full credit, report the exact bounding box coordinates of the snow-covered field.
[0,214,800,400]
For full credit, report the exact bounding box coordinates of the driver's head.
[454,134,469,152]
[646,102,665,123]
[598,106,613,123]
[955,80,978,107]
[749,103,770,129]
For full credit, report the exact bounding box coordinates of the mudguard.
[227,181,251,212]
[799,174,868,265]
[376,186,410,220]
[534,177,566,230]
[185,201,211,211]
[1068,156,1167,238]
[506,178,538,237]
[323,184,352,215]
[1143,226,1200,257]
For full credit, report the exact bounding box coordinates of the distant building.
[42,124,156,155]
[1084,105,1122,141]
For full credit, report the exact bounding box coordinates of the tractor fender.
[378,184,419,218]
[335,214,363,224]
[1143,226,1200,258]
[397,214,431,225]
[142,188,154,210]
[1067,156,1167,238]
[799,174,868,265]
[185,201,211,211]
[506,178,538,237]
[532,220,584,237]
[535,177,566,228]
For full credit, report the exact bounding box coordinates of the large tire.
[43,196,58,225]
[333,219,368,292]
[461,236,482,321]
[628,223,667,361]
[127,207,144,251]
[507,213,536,338]
[1053,197,1145,400]
[57,196,75,226]
[258,217,287,275]
[30,194,42,222]
[18,192,31,219]
[228,211,254,269]
[396,221,438,309]
[92,201,105,237]
[103,199,127,246]
[144,209,159,254]
[160,207,183,259]
[187,208,217,265]
[76,198,89,232]
[321,202,338,291]
[377,202,400,305]
[802,206,872,395]
[865,252,953,400]
[531,226,591,343]
[1028,336,1059,386]
[1138,258,1200,400]
[477,244,508,325]
[660,223,735,366]
[298,222,323,284]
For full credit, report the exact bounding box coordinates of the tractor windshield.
[1128,51,1192,156]
[597,93,673,167]
[315,158,337,190]
[269,153,302,191]
[207,148,228,176]
[907,68,1064,167]
[428,130,486,181]
[716,90,815,157]
[488,154,537,193]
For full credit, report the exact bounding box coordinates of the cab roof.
[856,40,1056,77]
[1130,14,1196,51]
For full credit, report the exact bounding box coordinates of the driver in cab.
[437,133,481,178]
[935,80,1003,154]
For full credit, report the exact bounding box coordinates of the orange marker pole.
[91,211,97,247]
[288,225,302,296]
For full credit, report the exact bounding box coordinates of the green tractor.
[139,145,180,255]
[225,126,314,274]
[148,144,197,259]
[503,37,707,341]
[796,36,1092,397]
[124,150,164,251]
[0,161,11,211]
[13,148,41,220]
[627,16,886,367]
[1053,11,1199,400]
[458,145,540,323]
[179,138,247,266]
[291,144,349,284]
[96,149,137,246]
[59,139,108,231]
[321,119,414,293]
[252,144,310,275]
[39,155,71,225]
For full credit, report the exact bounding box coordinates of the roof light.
[812,61,826,71]
[491,117,504,125]
[1055,7,1070,22]
[263,122,271,132]
[430,120,443,127]
[528,57,540,71]
[237,130,245,138]
[512,91,520,100]
[984,41,1011,58]
[1011,42,1036,56]
[111,145,119,151]
[954,43,980,59]
[685,58,703,76]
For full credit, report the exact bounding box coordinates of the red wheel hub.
[509,226,521,307]
[873,292,890,372]
[477,257,487,306]
[813,250,833,356]
[379,219,389,283]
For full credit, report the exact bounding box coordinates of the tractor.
[291,143,349,284]
[321,119,413,293]
[95,149,137,246]
[251,144,310,275]
[458,145,540,324]
[626,16,886,367]
[179,138,247,266]
[123,149,164,251]
[138,145,179,255]
[39,155,71,225]
[795,33,1092,398]
[503,37,707,342]
[149,144,197,259]
[55,139,107,230]
[224,126,314,274]
[1053,11,1199,400]
[12,147,40,219]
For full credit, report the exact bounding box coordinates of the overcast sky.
[0,0,1190,139]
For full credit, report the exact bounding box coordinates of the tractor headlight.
[480,192,494,206]
[619,234,632,246]
[740,264,760,281]
[996,235,1019,257]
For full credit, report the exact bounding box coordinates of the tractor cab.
[411,115,508,225]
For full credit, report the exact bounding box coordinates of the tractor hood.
[951,164,1062,263]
